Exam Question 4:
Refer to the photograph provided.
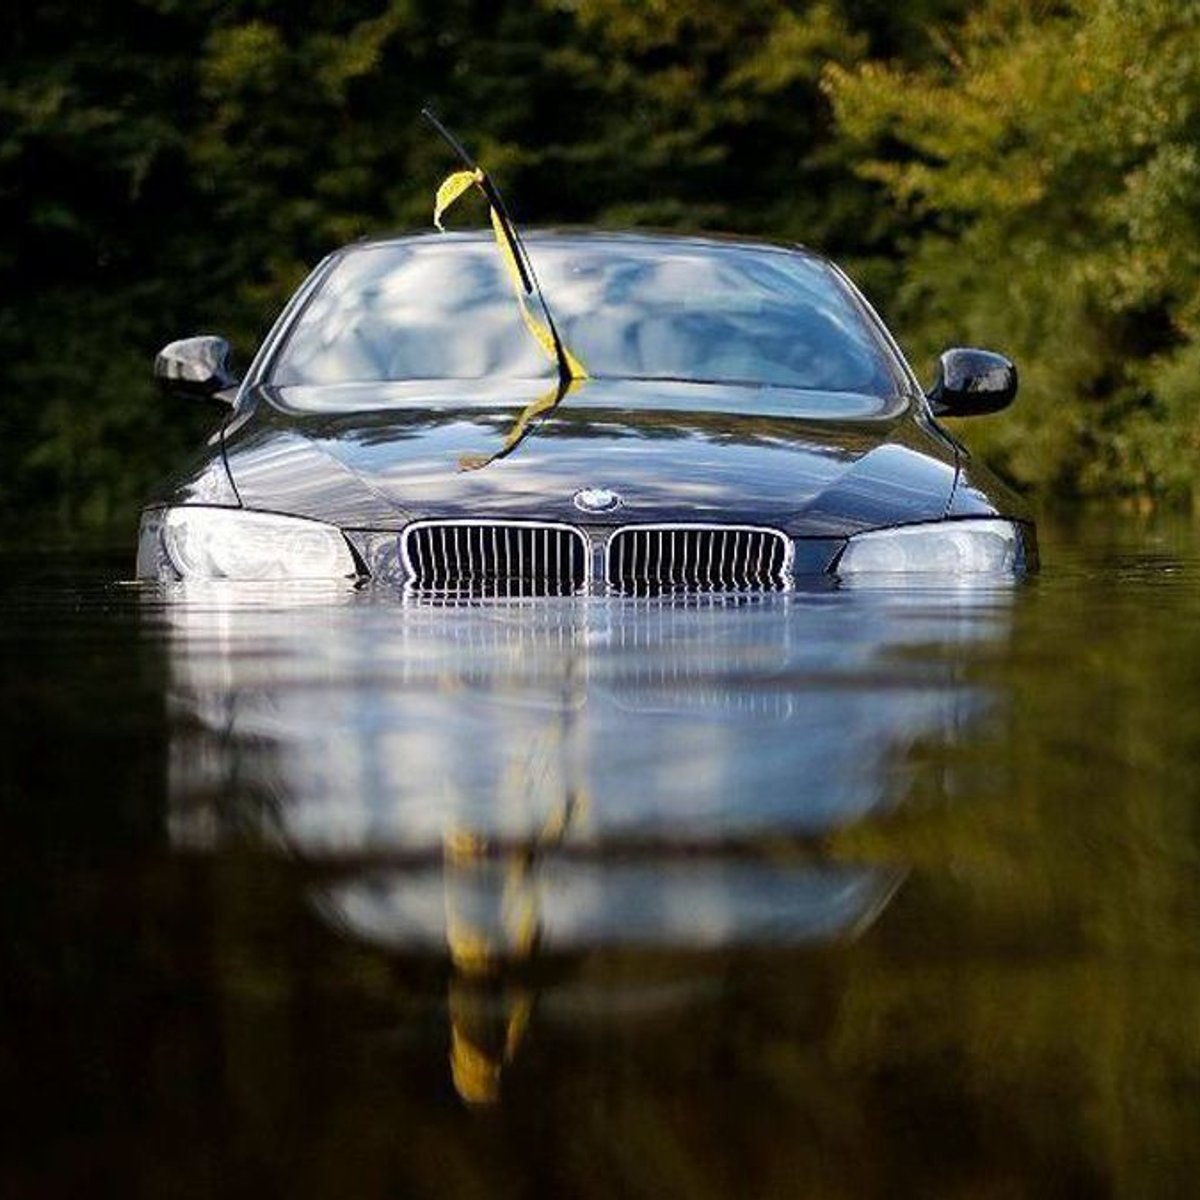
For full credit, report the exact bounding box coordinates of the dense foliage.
[1,0,1194,527]
[828,0,1200,500]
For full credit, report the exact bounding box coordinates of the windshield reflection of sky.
[272,239,895,394]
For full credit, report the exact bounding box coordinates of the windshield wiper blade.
[420,106,580,387]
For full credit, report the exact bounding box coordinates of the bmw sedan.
[136,230,1036,593]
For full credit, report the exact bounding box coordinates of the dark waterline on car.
[2,511,1199,1197]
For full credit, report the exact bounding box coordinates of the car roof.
[347,227,830,265]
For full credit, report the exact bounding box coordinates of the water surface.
[2,514,1198,1197]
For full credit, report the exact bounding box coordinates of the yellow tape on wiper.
[433,169,586,381]
[433,169,483,232]
[457,376,583,473]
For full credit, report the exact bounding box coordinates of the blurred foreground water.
[1,513,1199,1197]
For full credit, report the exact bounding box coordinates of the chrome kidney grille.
[402,521,791,595]
[606,525,791,594]
[402,521,589,596]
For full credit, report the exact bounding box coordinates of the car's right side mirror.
[927,347,1017,417]
[154,336,239,406]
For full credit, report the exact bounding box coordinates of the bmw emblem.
[573,487,623,514]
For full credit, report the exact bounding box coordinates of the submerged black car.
[136,230,1036,592]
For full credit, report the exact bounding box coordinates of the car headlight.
[836,519,1022,575]
[148,507,358,580]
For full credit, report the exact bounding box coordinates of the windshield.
[269,237,898,394]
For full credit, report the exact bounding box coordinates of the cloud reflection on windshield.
[272,238,894,393]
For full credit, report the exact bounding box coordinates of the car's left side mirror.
[155,336,239,407]
[927,347,1017,417]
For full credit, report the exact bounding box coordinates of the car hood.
[220,378,959,536]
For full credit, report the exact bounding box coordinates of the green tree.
[827,0,1200,500]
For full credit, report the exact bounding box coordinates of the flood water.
[2,512,1199,1197]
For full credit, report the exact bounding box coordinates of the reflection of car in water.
[137,231,1036,593]
[159,587,1012,1104]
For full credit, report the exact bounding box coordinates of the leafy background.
[3,0,1196,528]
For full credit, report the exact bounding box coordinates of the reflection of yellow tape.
[450,1025,501,1106]
[504,994,533,1062]
[433,169,586,381]
[448,985,534,1107]
[442,718,586,1105]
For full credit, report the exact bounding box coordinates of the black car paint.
[928,348,1018,418]
[142,231,1035,580]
